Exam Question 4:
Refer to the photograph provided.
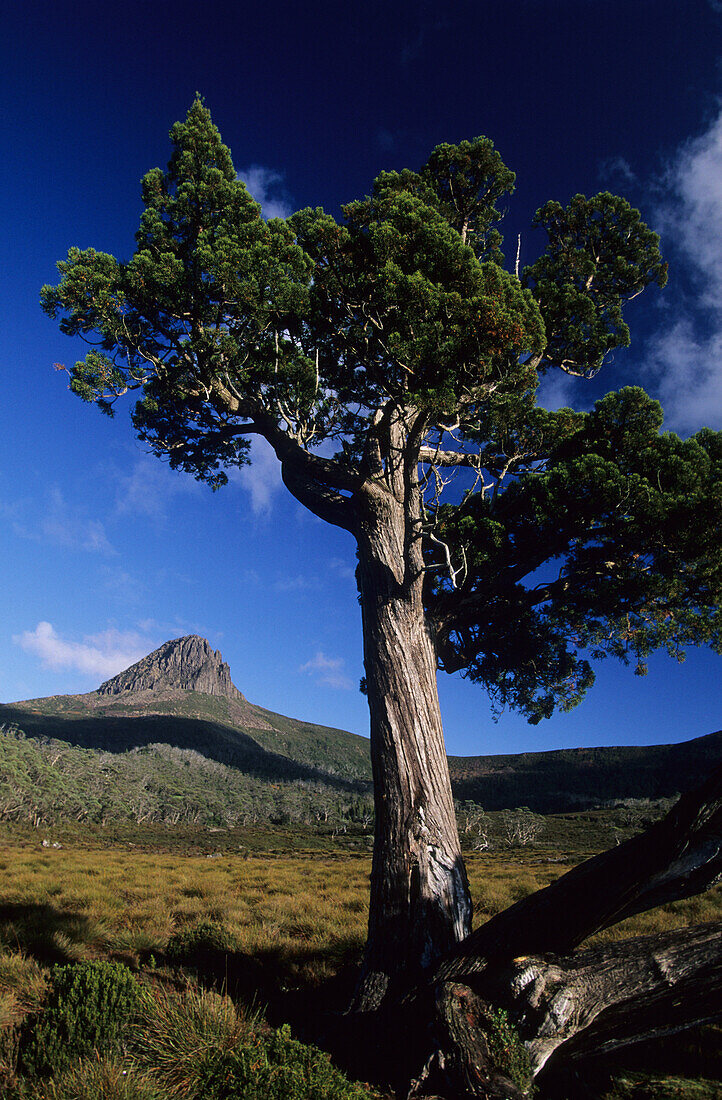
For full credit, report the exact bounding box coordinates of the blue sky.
[2,0,722,756]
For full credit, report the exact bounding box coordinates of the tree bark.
[404,765,722,1098]
[350,480,472,1011]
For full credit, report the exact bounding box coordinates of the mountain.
[97,635,245,700]
[1,636,372,785]
[2,636,721,821]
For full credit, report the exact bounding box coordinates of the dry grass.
[0,840,720,1097]
[0,846,373,991]
[0,844,719,986]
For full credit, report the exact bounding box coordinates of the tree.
[42,100,722,1089]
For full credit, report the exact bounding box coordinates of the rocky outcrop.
[96,636,245,700]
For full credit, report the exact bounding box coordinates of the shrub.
[20,960,140,1077]
[165,919,237,965]
[196,1022,377,1100]
[483,1006,534,1094]
[134,984,376,1100]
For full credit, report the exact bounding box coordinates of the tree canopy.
[42,97,721,726]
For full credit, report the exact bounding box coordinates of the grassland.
[0,823,720,1098]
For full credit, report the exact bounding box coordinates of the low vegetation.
[0,824,719,1097]
[0,724,373,831]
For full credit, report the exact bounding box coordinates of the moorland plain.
[1,825,721,1098]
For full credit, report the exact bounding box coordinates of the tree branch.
[435,763,722,981]
[418,446,481,469]
[281,460,357,532]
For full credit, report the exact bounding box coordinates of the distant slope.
[2,634,721,816]
[448,730,722,812]
[0,689,372,785]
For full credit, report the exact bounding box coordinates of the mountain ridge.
[3,636,722,814]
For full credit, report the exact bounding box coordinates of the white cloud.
[237,165,292,220]
[645,319,722,435]
[13,622,155,680]
[643,106,722,433]
[299,651,353,691]
[229,437,283,516]
[657,109,722,311]
[535,371,583,414]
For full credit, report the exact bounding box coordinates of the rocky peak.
[96,635,245,700]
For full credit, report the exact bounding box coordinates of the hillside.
[1,636,372,783]
[1,635,721,824]
[447,730,722,812]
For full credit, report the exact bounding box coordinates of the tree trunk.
[350,482,472,1012]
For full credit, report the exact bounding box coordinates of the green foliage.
[131,983,378,1100]
[195,1022,375,1100]
[0,709,373,829]
[20,961,140,1077]
[432,387,722,722]
[524,191,667,378]
[42,98,721,732]
[166,919,238,964]
[483,1006,535,1094]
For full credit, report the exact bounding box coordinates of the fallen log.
[404,765,722,1098]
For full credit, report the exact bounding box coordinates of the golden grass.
[0,843,718,993]
[0,842,720,1097]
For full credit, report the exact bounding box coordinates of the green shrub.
[484,1006,534,1094]
[196,1022,377,1100]
[20,960,140,1077]
[165,919,237,964]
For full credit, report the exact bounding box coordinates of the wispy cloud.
[299,651,353,691]
[229,437,283,516]
[13,622,155,680]
[643,106,722,434]
[115,455,198,523]
[535,371,583,414]
[9,487,113,554]
[273,574,320,593]
[329,557,356,582]
[237,165,292,220]
[599,155,638,188]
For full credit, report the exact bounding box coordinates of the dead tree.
[403,764,722,1098]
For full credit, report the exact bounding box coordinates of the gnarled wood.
[404,767,722,1098]
[435,762,722,985]
[497,922,722,1076]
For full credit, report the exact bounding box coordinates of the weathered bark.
[409,922,722,1098]
[350,480,472,1011]
[405,766,722,1098]
[436,761,722,982]
[278,410,473,1013]
[513,922,722,1074]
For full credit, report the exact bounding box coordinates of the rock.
[96,635,245,700]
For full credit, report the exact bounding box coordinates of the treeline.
[0,725,374,831]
